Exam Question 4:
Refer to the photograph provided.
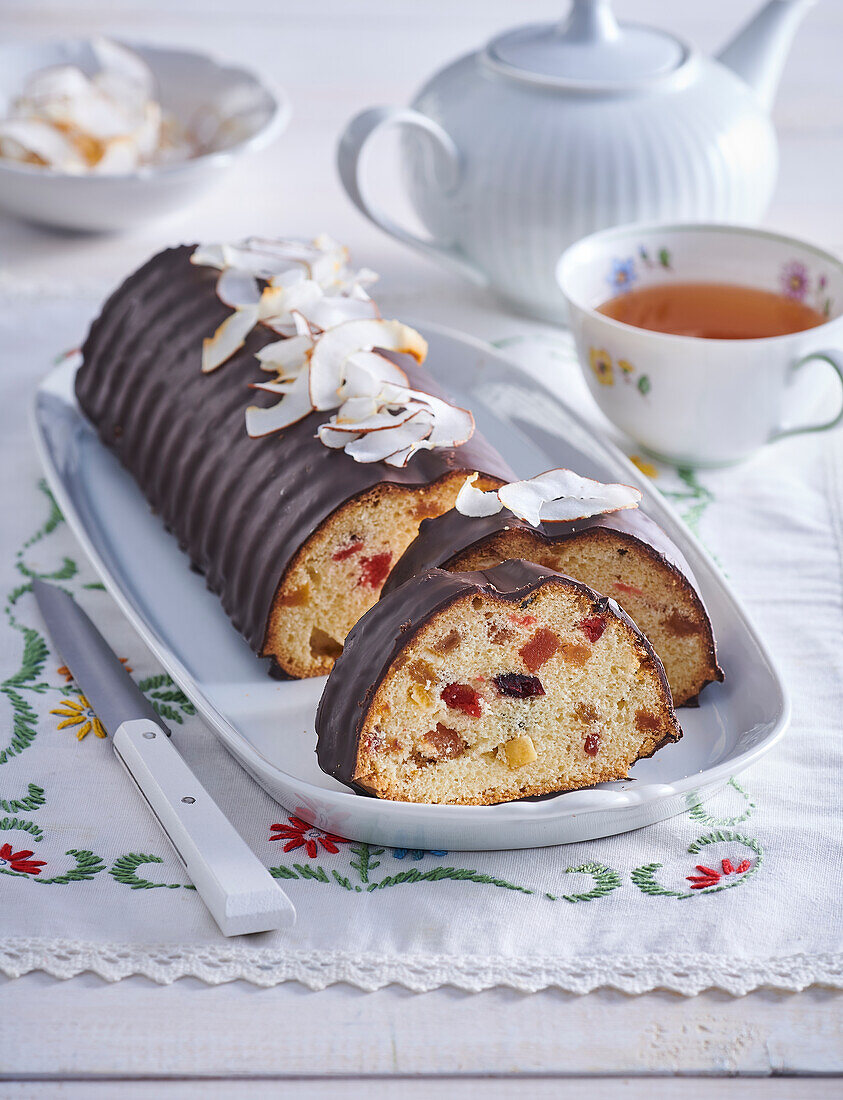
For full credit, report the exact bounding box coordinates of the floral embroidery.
[50,695,106,741]
[608,258,636,292]
[686,856,751,890]
[393,848,448,861]
[629,455,659,479]
[781,259,810,300]
[589,347,614,386]
[270,816,351,858]
[0,841,46,875]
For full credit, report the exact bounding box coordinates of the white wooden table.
[1,1,841,1094]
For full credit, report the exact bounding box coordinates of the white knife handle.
[112,718,296,936]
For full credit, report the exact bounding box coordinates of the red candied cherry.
[332,538,364,562]
[441,682,482,718]
[357,551,393,588]
[578,616,606,643]
[509,612,538,628]
[584,732,601,757]
[613,580,644,597]
[493,673,545,699]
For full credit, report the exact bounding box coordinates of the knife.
[32,579,296,936]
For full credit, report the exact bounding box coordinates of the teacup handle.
[337,106,487,286]
[770,349,843,443]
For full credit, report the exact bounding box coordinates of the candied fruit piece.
[519,628,560,673]
[509,612,538,628]
[332,538,364,562]
[578,616,606,643]
[560,641,592,666]
[494,673,545,698]
[357,551,392,589]
[441,682,482,718]
[584,732,601,757]
[408,659,436,686]
[635,709,661,734]
[613,580,644,597]
[279,582,310,607]
[431,628,461,655]
[408,682,434,709]
[576,702,600,723]
[503,734,538,768]
[417,723,467,761]
[488,621,515,646]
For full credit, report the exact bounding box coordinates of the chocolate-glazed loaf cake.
[316,559,681,804]
[75,245,513,677]
[381,506,722,705]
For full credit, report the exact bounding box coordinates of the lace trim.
[1,939,841,993]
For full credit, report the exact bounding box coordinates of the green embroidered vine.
[0,815,43,842]
[0,782,45,814]
[547,861,622,903]
[136,674,196,726]
[349,842,383,884]
[367,866,533,894]
[661,467,715,538]
[689,778,755,827]
[109,853,195,890]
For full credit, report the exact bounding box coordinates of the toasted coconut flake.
[216,268,261,309]
[309,319,427,410]
[255,333,313,375]
[343,413,433,463]
[201,305,259,373]
[245,369,314,437]
[455,473,504,517]
[499,469,642,527]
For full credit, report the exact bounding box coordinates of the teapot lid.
[483,0,691,90]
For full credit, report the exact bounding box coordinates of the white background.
[1,1,842,1095]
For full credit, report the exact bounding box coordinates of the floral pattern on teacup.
[589,347,614,386]
[779,260,834,317]
[608,258,637,293]
[588,347,651,396]
[638,245,672,271]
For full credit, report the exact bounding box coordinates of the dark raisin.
[584,732,601,757]
[493,673,545,698]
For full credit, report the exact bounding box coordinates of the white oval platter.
[31,323,789,850]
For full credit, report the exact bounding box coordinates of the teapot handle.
[337,106,488,286]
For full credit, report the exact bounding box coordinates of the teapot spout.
[717,0,815,109]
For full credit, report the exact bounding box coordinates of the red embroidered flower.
[269,817,350,858]
[0,842,47,875]
[686,856,751,890]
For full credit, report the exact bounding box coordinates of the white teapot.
[338,0,815,319]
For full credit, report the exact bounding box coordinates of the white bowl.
[0,39,289,232]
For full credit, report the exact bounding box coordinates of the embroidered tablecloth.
[0,287,841,993]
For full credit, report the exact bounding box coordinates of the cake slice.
[316,559,681,804]
[383,507,722,705]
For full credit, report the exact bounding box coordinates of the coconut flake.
[455,473,504,517]
[308,319,427,409]
[245,369,314,437]
[343,413,433,464]
[216,268,261,309]
[201,305,259,373]
[255,333,313,376]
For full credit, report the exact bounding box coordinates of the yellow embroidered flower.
[589,347,614,386]
[51,695,106,741]
[629,454,659,479]
[618,358,635,376]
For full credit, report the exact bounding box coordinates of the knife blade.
[32,579,296,936]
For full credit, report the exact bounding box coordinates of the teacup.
[556,223,843,466]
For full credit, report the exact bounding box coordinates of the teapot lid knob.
[484,0,691,90]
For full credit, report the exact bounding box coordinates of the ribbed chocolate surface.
[75,245,514,658]
[381,505,696,597]
[315,558,673,790]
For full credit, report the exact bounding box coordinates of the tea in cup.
[556,223,843,466]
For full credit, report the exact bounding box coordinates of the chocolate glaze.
[75,245,514,662]
[382,506,696,597]
[315,558,679,793]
